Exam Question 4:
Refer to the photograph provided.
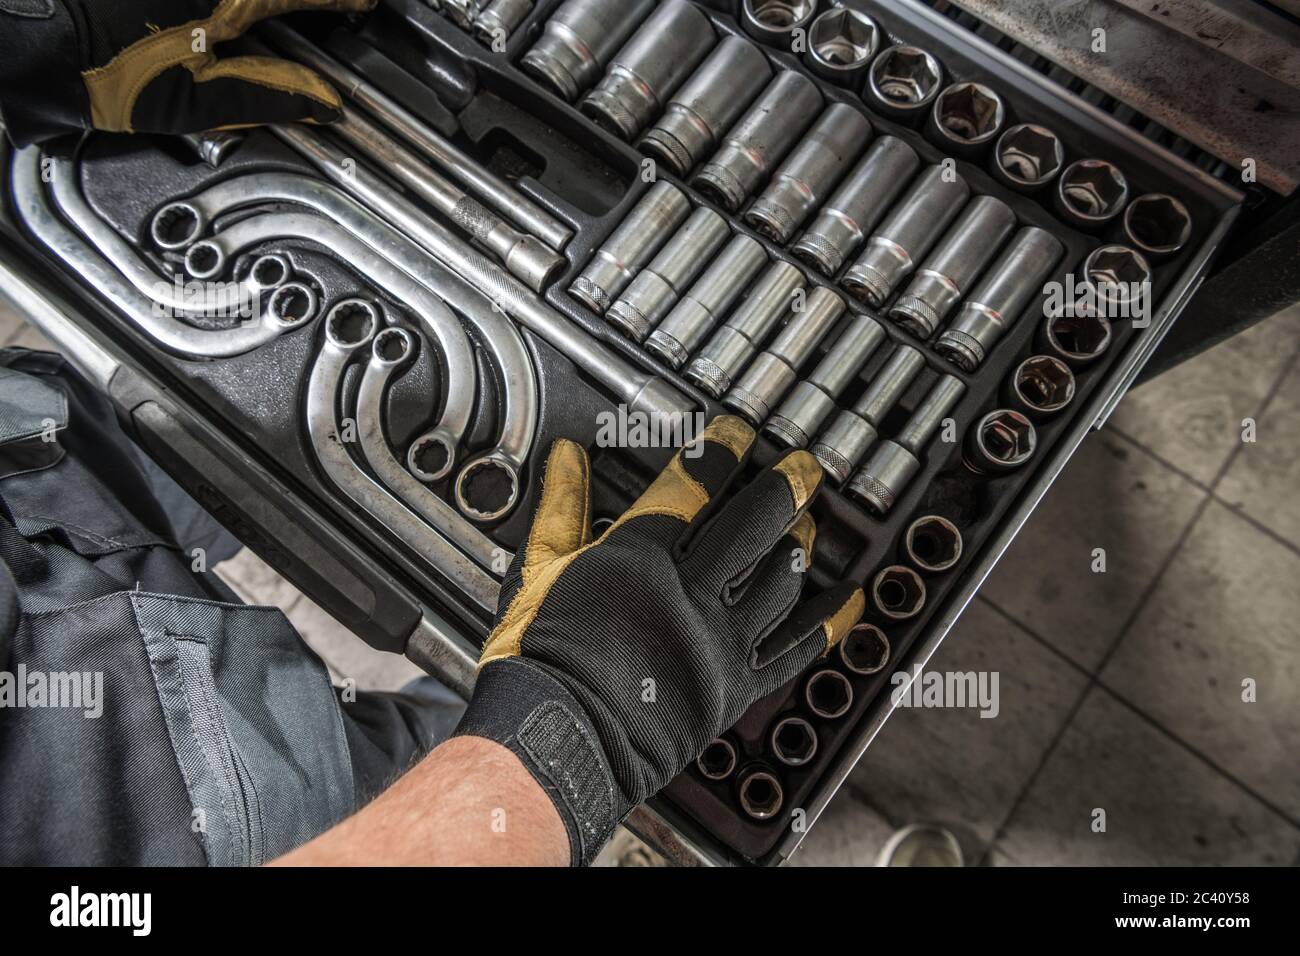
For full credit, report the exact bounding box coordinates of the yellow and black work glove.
[0,0,374,147]
[454,416,866,865]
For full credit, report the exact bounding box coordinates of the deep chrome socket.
[993,123,1065,194]
[866,45,944,123]
[724,286,848,425]
[934,226,1064,372]
[1122,193,1192,259]
[846,375,967,515]
[570,181,691,313]
[770,716,819,767]
[1006,355,1076,420]
[1039,299,1113,368]
[1080,244,1153,319]
[905,515,963,573]
[520,0,657,102]
[606,206,731,342]
[696,737,738,780]
[965,409,1037,475]
[742,0,819,49]
[805,669,854,719]
[579,0,715,141]
[645,234,769,368]
[792,135,920,278]
[1055,159,1129,231]
[872,565,926,620]
[693,71,824,212]
[842,165,971,309]
[839,623,891,675]
[810,345,926,483]
[926,82,1006,158]
[637,36,772,178]
[806,7,881,88]
[745,103,874,244]
[889,195,1018,339]
[685,260,806,398]
[474,0,533,44]
[765,316,888,448]
[737,768,785,820]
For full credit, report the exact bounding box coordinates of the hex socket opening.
[905,516,963,573]
[738,770,784,820]
[268,283,318,327]
[810,9,879,69]
[1085,245,1152,311]
[770,716,818,766]
[1058,160,1128,223]
[869,46,942,109]
[872,565,926,620]
[696,738,737,781]
[745,0,816,28]
[1012,355,1075,416]
[933,82,1004,145]
[839,623,891,675]
[805,669,854,719]
[996,124,1064,187]
[1124,193,1192,256]
[969,409,1036,473]
[324,299,379,348]
[152,202,202,250]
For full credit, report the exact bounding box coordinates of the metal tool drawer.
[0,0,1244,865]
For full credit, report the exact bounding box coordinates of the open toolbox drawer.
[0,0,1243,865]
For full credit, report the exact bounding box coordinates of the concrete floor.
[2,298,1297,867]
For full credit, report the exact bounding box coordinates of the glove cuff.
[454,659,624,865]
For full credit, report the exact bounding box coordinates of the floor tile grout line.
[1090,679,1300,832]
[976,595,1095,679]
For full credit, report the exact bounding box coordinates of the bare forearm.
[272,736,569,866]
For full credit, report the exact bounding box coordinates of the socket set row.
[6,0,1237,864]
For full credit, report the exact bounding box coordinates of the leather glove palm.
[0,0,374,146]
[456,416,865,864]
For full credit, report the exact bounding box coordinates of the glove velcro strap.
[454,660,621,866]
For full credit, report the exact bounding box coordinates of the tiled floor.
[2,295,1297,866]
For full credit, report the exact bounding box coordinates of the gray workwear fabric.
[0,350,461,864]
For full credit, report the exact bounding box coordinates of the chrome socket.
[520,0,657,102]
[685,260,806,398]
[889,195,1018,339]
[745,103,873,244]
[846,375,966,515]
[693,71,824,212]
[579,0,715,141]
[770,716,819,767]
[474,0,533,44]
[570,181,691,313]
[1006,354,1076,420]
[905,515,963,573]
[965,409,1037,475]
[839,623,891,675]
[606,206,731,341]
[866,45,944,123]
[806,7,881,88]
[926,82,1006,158]
[1039,299,1113,368]
[741,0,819,49]
[638,36,772,178]
[765,316,887,448]
[792,135,920,278]
[842,165,971,309]
[992,123,1065,194]
[696,737,738,781]
[724,286,847,425]
[441,0,484,29]
[1080,244,1153,320]
[810,345,926,482]
[935,226,1064,372]
[805,669,854,720]
[738,768,785,820]
[871,565,926,620]
[1055,159,1129,231]
[645,234,768,368]
[1122,193,1192,259]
